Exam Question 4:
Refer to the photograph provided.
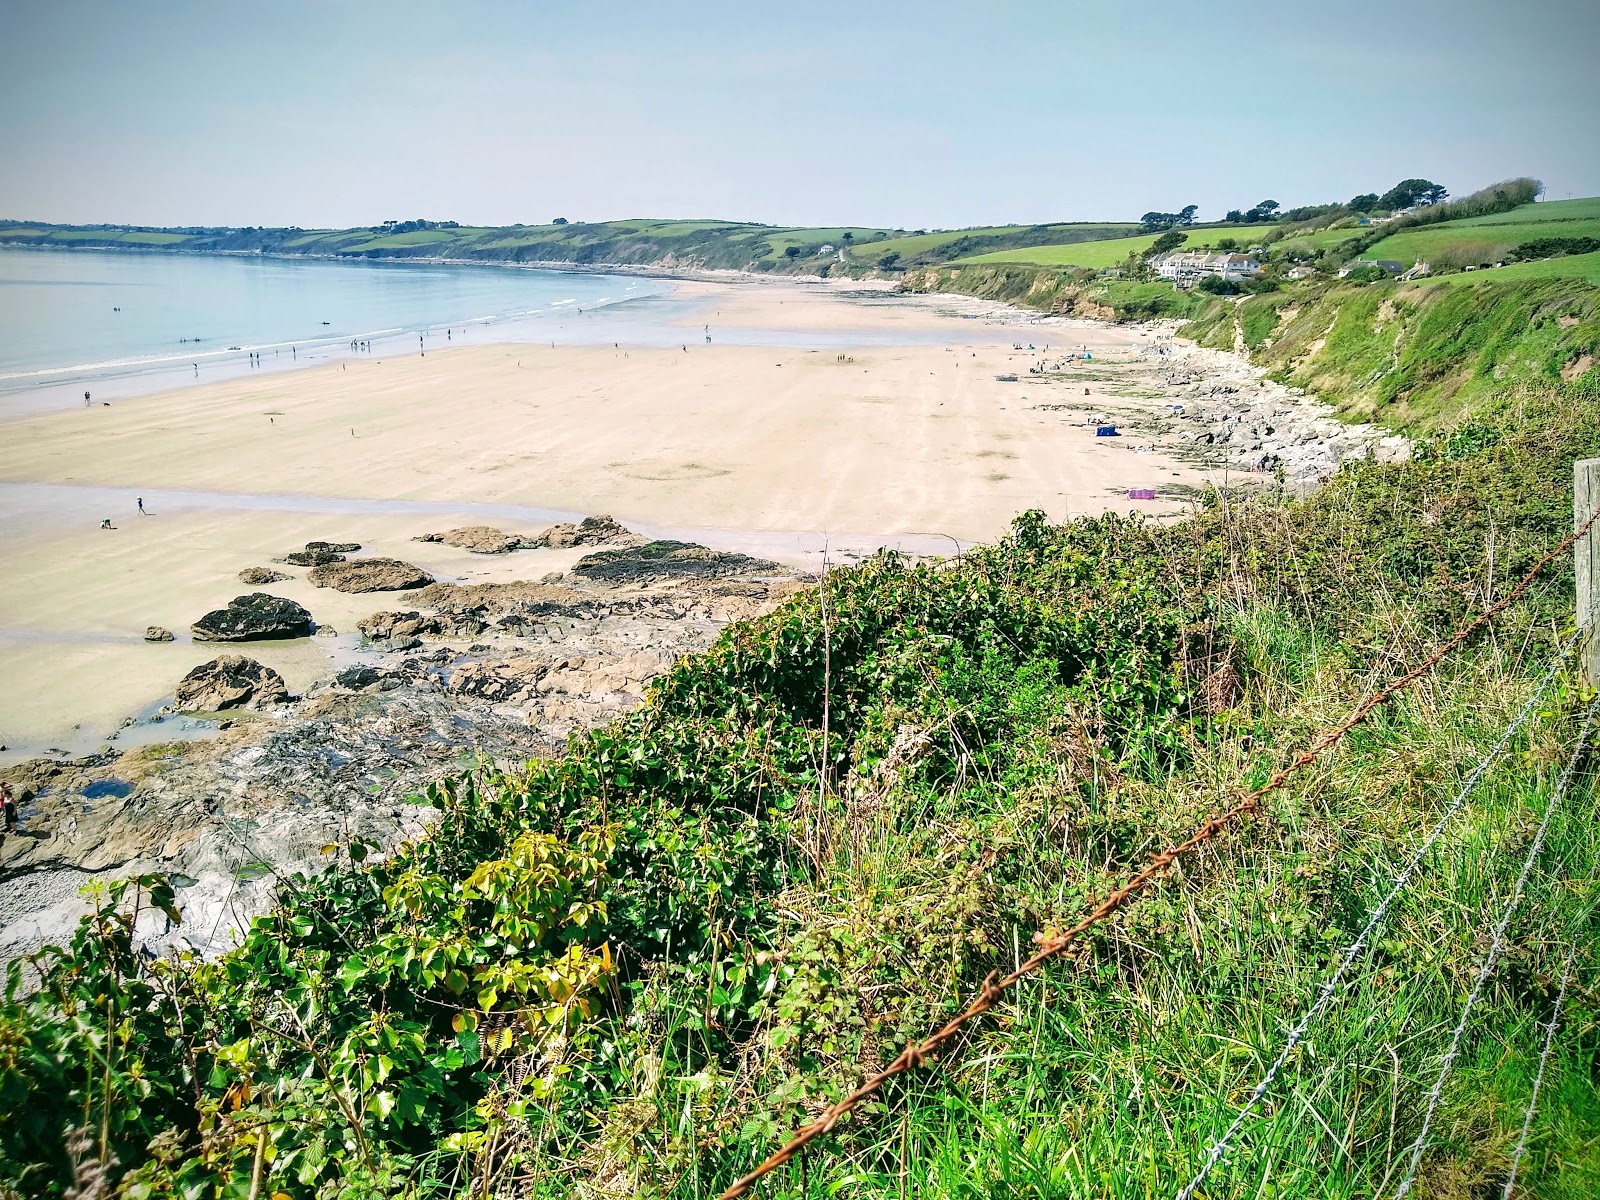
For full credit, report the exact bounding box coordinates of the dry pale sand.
[0,281,1197,754]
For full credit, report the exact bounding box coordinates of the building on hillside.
[1399,261,1432,281]
[1338,259,1404,277]
[1151,251,1261,287]
[1286,264,1317,280]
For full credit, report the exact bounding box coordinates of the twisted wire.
[1174,628,1581,1200]
[1391,694,1598,1196]
[1501,942,1581,1199]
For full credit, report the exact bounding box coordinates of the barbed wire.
[1501,937,1583,1199]
[1391,693,1598,1198]
[1174,627,1582,1200]
[722,506,1600,1200]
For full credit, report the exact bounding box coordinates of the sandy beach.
[0,278,1201,755]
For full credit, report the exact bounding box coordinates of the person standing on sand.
[84,391,91,407]
[1,782,18,842]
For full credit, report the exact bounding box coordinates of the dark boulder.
[191,594,314,642]
[572,541,779,583]
[333,665,398,692]
[282,549,346,567]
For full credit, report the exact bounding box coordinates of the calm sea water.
[0,249,679,412]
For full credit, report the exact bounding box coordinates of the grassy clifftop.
[1183,276,1600,428]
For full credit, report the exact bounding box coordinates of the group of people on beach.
[100,497,148,529]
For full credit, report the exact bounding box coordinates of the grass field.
[1448,196,1600,227]
[1421,249,1600,288]
[954,223,1278,268]
[1367,218,1600,268]
[862,223,1137,265]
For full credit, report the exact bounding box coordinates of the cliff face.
[1179,277,1600,429]
[902,263,1106,316]
[907,261,1600,432]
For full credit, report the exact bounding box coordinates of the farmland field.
[1366,217,1600,267]
[1421,248,1600,287]
[1445,196,1600,227]
[954,224,1277,268]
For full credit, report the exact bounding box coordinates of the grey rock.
[415,526,537,554]
[144,626,175,642]
[572,540,779,583]
[309,558,433,593]
[238,567,291,586]
[533,514,640,549]
[174,655,289,712]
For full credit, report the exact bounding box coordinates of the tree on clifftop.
[1379,179,1448,209]
[1148,230,1188,257]
[1140,206,1198,233]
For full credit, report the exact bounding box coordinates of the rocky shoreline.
[1017,322,1410,493]
[0,521,805,959]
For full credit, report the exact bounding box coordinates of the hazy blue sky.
[4,0,1596,229]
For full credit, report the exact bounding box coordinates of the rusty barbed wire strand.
[720,504,1600,1200]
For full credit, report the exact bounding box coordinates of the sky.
[3,0,1597,231]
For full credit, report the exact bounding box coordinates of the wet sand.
[0,279,1200,755]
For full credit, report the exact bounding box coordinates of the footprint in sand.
[609,460,732,483]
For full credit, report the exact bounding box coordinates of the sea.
[0,248,687,415]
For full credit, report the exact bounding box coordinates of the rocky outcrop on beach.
[192,593,314,641]
[174,656,289,712]
[573,540,781,583]
[238,567,291,585]
[532,514,640,548]
[144,626,175,642]
[308,557,433,593]
[0,549,806,961]
[415,526,539,554]
[280,541,362,567]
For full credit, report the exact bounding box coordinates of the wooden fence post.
[1580,459,1600,687]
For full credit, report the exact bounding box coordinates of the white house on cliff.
[1152,251,1262,287]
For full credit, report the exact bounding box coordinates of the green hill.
[0,217,1140,276]
[951,223,1278,268]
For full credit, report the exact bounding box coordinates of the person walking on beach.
[84,391,91,407]
[137,497,146,515]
